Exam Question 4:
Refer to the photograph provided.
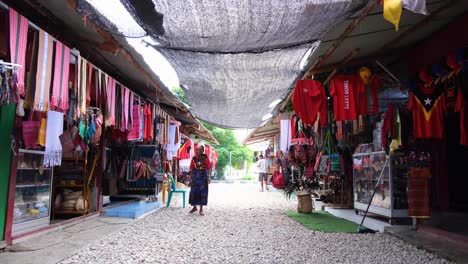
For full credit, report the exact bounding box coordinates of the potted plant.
[280,145,320,213]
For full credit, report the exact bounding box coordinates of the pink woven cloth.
[51,41,70,111]
[9,8,28,97]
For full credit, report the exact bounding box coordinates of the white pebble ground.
[59,182,451,264]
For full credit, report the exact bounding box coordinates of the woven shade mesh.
[84,0,367,128]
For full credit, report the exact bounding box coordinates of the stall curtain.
[9,8,28,97]
[34,30,53,111]
[51,41,70,111]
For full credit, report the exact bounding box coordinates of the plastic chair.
[166,173,186,208]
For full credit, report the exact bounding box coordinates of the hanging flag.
[383,0,403,31]
[402,0,427,15]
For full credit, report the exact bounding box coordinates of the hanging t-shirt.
[358,74,382,115]
[408,84,446,139]
[455,89,468,146]
[177,138,193,160]
[291,80,327,125]
[330,75,363,121]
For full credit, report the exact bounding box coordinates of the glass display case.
[12,149,53,235]
[353,150,408,222]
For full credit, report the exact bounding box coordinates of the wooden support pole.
[302,0,380,78]
[280,0,379,111]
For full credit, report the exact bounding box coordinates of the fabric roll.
[34,30,54,111]
[51,41,70,111]
[9,9,29,97]
[43,110,64,167]
[280,119,291,153]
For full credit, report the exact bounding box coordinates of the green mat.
[286,210,359,233]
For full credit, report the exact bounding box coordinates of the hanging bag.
[272,166,286,189]
[60,120,78,153]
[22,111,41,149]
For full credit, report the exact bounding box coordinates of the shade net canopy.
[83,0,367,128]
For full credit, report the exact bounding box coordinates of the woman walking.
[189,144,211,215]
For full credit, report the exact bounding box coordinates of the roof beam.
[302,0,380,79]
[280,0,379,111]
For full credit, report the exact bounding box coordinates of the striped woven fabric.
[34,30,53,111]
[9,8,28,97]
[51,41,70,111]
[408,167,431,218]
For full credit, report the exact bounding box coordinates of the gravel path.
[59,182,451,264]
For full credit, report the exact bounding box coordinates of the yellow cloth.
[359,67,372,85]
[384,0,402,31]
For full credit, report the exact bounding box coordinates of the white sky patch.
[85,0,146,37]
[126,37,180,88]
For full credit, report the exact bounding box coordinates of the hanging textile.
[165,124,180,160]
[280,118,291,153]
[330,75,363,121]
[455,88,468,146]
[291,79,327,126]
[77,57,88,117]
[383,0,402,31]
[402,0,427,15]
[128,101,142,141]
[106,75,116,126]
[51,41,70,111]
[43,110,64,167]
[128,91,134,131]
[33,30,53,111]
[9,8,28,97]
[86,63,93,106]
[121,87,130,131]
[408,84,446,139]
[144,102,153,142]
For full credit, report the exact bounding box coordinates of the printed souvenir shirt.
[408,84,446,139]
[330,75,363,121]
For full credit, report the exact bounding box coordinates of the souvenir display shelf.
[353,150,409,222]
[12,149,53,235]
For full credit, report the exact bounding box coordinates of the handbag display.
[272,169,286,189]
[60,126,78,153]
[22,111,40,149]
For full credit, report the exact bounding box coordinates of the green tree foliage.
[171,86,189,105]
[201,121,253,178]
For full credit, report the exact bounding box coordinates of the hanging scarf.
[86,63,92,106]
[106,76,116,126]
[43,110,64,167]
[121,87,130,131]
[78,58,88,116]
[128,91,134,131]
[34,30,53,111]
[9,8,28,97]
[51,41,70,111]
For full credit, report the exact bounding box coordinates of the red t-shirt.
[455,89,468,145]
[408,85,446,139]
[189,154,211,171]
[330,75,363,121]
[291,80,327,126]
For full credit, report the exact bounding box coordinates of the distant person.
[189,144,211,216]
[257,154,269,192]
